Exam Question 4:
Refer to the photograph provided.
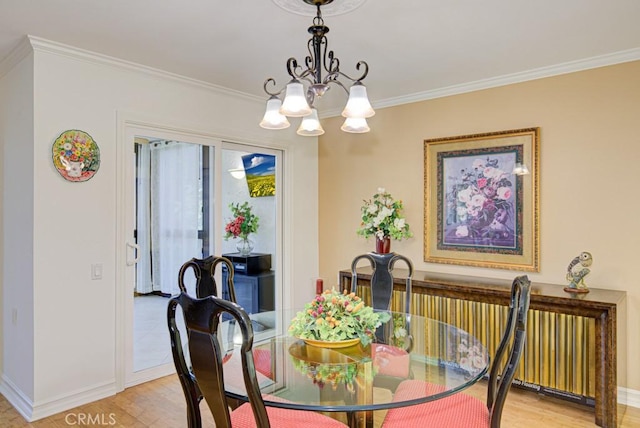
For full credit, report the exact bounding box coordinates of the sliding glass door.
[124,131,281,385]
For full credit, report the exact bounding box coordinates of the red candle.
[316,279,323,295]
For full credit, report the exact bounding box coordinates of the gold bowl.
[301,337,361,349]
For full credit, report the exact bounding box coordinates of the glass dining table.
[220,309,489,428]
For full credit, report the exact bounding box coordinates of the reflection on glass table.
[221,310,489,428]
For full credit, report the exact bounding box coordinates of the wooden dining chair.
[349,252,414,388]
[349,252,414,347]
[179,255,273,378]
[381,275,532,428]
[168,291,348,428]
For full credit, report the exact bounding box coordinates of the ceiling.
[1,0,639,115]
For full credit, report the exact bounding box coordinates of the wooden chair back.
[178,255,236,301]
[349,252,413,348]
[167,291,271,428]
[487,274,532,427]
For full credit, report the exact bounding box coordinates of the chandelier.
[259,0,375,136]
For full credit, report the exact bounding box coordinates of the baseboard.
[0,374,34,421]
[125,363,175,389]
[31,381,117,421]
[619,387,640,409]
[0,373,117,422]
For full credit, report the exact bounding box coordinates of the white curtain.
[137,141,201,295]
[135,144,153,293]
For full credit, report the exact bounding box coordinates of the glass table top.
[219,309,489,413]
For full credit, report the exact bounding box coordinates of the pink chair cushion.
[372,344,411,378]
[382,380,489,428]
[230,401,347,427]
[253,348,273,378]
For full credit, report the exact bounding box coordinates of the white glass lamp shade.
[341,117,370,133]
[296,109,325,136]
[280,80,312,117]
[259,97,290,129]
[341,83,375,118]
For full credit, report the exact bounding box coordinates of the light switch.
[91,263,103,280]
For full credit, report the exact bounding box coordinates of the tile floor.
[133,293,271,373]
[133,294,177,372]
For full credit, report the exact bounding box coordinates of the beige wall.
[318,60,640,391]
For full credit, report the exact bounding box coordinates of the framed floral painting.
[424,128,539,271]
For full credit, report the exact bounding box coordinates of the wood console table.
[340,268,626,428]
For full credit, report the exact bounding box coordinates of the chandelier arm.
[285,58,305,80]
[286,57,300,79]
[263,78,285,97]
[304,55,315,75]
[333,60,369,84]
[305,39,317,78]
[323,40,339,73]
[286,57,316,87]
[324,78,349,95]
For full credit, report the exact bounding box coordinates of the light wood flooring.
[1,374,639,427]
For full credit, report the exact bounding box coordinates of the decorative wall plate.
[52,130,100,182]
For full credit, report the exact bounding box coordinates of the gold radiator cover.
[356,286,596,401]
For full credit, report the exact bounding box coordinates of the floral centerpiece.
[356,188,412,253]
[288,288,391,346]
[224,201,259,256]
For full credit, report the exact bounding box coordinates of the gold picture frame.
[424,128,539,271]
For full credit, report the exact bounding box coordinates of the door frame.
[115,113,287,391]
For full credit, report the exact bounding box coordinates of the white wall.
[0,52,35,405]
[0,37,319,420]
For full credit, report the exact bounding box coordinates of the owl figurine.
[564,251,593,293]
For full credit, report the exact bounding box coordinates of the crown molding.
[6,35,639,118]
[0,36,33,78]
[25,35,263,104]
[321,47,640,118]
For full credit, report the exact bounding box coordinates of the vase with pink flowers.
[224,202,259,256]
